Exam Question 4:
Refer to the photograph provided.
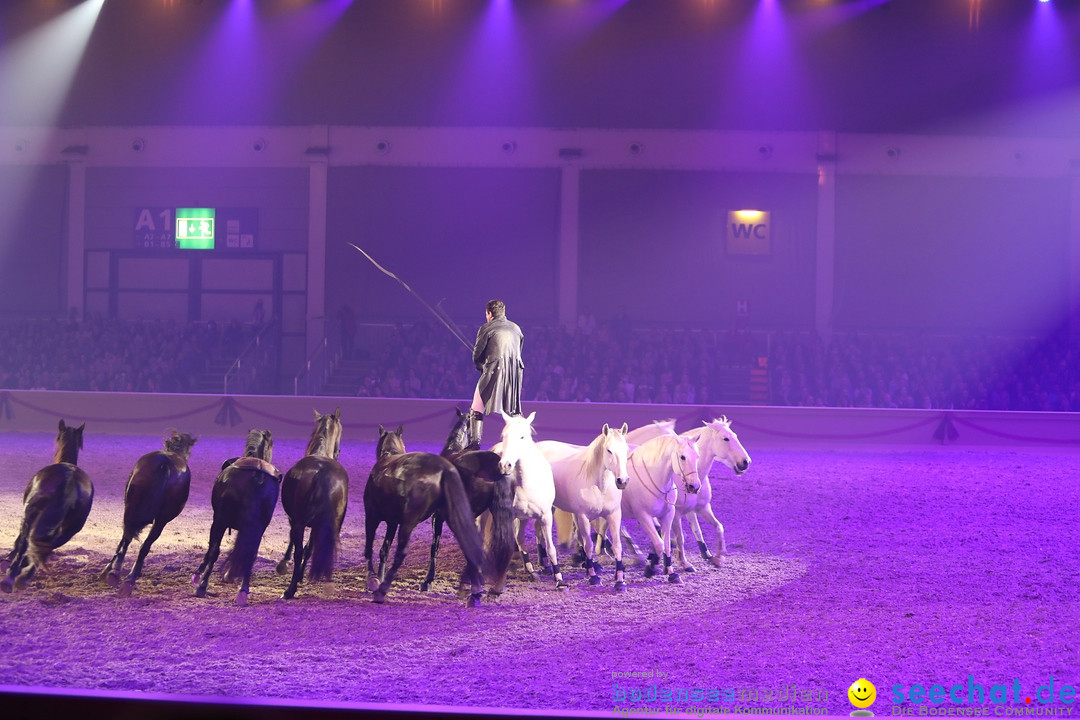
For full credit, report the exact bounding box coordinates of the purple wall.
[579,169,818,329]
[834,174,1071,333]
[0,165,67,316]
[326,166,561,326]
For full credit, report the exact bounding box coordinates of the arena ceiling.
[0,0,1078,137]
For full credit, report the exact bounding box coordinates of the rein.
[630,452,677,506]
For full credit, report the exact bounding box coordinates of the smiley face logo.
[848,678,876,709]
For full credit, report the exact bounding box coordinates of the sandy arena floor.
[0,428,1077,718]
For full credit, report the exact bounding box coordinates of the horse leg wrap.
[644,551,660,578]
[614,560,627,592]
[698,540,711,559]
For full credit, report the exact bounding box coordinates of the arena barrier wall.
[0,390,1078,449]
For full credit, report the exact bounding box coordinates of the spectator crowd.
[3,314,1079,412]
[0,315,260,393]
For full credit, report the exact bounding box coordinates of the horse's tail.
[221,473,273,584]
[554,507,576,548]
[440,466,484,587]
[305,465,338,582]
[487,469,516,582]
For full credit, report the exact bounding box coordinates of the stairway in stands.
[318,357,371,397]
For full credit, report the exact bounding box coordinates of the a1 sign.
[133,207,175,248]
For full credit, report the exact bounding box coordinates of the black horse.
[422,408,516,595]
[191,428,279,606]
[1,420,94,593]
[102,430,198,597]
[276,408,349,600]
[364,424,486,606]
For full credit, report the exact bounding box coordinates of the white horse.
[555,419,675,553]
[621,431,701,583]
[672,416,751,570]
[494,412,568,590]
[624,419,675,446]
[537,422,631,591]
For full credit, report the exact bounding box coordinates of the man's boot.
[468,410,484,449]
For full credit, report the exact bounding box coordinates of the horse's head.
[310,407,343,459]
[243,428,274,463]
[443,407,472,456]
[669,434,702,494]
[498,411,536,475]
[164,430,198,460]
[377,424,405,459]
[600,422,630,490]
[54,418,85,465]
[703,416,751,475]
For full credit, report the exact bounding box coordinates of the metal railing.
[223,321,280,395]
[293,326,341,396]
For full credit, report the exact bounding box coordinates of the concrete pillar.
[815,132,837,339]
[307,155,328,358]
[66,159,86,318]
[558,164,580,328]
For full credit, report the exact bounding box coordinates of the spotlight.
[501,140,517,155]
[131,138,145,153]
[252,138,267,152]
[376,140,392,154]
[757,144,773,160]
[14,139,28,153]
[885,147,901,160]
[628,142,645,155]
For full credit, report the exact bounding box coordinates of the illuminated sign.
[175,208,215,250]
[726,209,771,255]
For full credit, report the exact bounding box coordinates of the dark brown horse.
[1,420,94,593]
[276,408,349,600]
[364,424,486,605]
[102,430,197,597]
[191,429,279,606]
[425,408,517,595]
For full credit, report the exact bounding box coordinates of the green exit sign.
[175,208,215,250]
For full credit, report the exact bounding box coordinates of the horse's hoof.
[709,555,725,568]
[236,590,249,606]
[0,559,9,573]
[614,581,627,593]
[372,591,386,604]
[195,587,206,598]
[118,581,134,598]
[555,580,569,591]
[106,572,120,588]
[643,565,656,579]
[588,575,602,586]
[0,578,12,594]
[366,577,381,593]
[420,582,431,592]
[683,565,697,573]
[281,589,296,600]
[275,562,288,576]
[467,592,483,608]
[668,573,683,585]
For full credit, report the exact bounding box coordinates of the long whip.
[347,243,473,351]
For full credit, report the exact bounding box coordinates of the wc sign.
[727,209,771,255]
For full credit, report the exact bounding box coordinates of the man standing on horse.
[469,299,523,446]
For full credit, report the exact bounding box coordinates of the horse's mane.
[307,413,341,458]
[164,430,197,457]
[243,429,273,462]
[54,421,84,465]
[584,425,623,481]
